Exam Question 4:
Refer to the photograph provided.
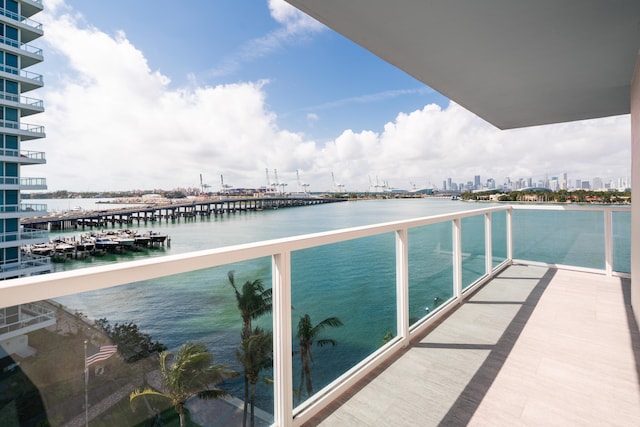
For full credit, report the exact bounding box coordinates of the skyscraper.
[0,0,49,279]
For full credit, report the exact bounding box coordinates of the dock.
[21,196,346,231]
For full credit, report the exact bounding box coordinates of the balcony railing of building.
[10,228,48,242]
[0,301,54,336]
[0,34,42,56]
[19,177,46,188]
[0,91,43,108]
[0,177,45,186]
[0,253,49,273]
[0,204,630,426]
[0,202,47,213]
[0,7,43,31]
[0,64,42,83]
[17,149,45,160]
[0,119,44,134]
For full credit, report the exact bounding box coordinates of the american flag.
[86,345,118,366]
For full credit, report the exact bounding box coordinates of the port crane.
[369,175,385,193]
[199,174,211,195]
[220,175,232,194]
[297,170,310,193]
[274,169,287,194]
[332,172,345,193]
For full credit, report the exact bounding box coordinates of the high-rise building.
[593,177,603,190]
[0,0,49,279]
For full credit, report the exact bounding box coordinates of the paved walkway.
[306,264,640,426]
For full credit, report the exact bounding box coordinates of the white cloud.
[268,0,325,34]
[33,1,630,193]
[37,5,318,191]
[318,104,630,191]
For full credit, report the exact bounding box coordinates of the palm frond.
[129,388,171,411]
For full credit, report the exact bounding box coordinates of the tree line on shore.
[460,189,631,203]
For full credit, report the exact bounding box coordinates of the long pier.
[22,196,346,231]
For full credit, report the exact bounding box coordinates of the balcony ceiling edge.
[285,0,640,129]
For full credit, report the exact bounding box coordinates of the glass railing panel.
[461,215,486,289]
[491,210,507,268]
[613,210,631,274]
[290,232,395,407]
[1,260,275,427]
[408,221,454,324]
[512,209,605,269]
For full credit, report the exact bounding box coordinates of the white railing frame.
[0,203,630,426]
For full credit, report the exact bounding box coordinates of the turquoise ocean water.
[40,198,630,414]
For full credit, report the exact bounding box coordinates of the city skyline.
[440,173,630,193]
[33,0,631,192]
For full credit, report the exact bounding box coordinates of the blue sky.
[34,0,630,192]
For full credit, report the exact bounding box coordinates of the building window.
[6,162,17,177]
[5,53,17,68]
[5,107,17,122]
[5,135,17,150]
[6,25,17,42]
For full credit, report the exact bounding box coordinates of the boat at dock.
[93,237,119,250]
[21,229,170,262]
[148,231,168,244]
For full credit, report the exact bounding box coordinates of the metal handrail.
[0,7,43,30]
[0,64,43,82]
[0,34,42,55]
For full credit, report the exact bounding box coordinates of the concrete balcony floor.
[305,264,640,426]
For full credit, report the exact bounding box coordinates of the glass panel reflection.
[513,210,605,269]
[461,215,486,289]
[408,221,454,324]
[0,260,274,426]
[291,233,395,407]
[491,210,507,268]
[613,210,631,274]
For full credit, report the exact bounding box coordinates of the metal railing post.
[604,209,613,277]
[485,212,492,275]
[396,228,410,347]
[453,218,462,301]
[272,252,293,427]
[506,207,513,262]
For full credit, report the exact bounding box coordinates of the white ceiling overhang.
[286,0,640,129]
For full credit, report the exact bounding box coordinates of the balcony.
[19,0,44,20]
[0,202,47,219]
[0,119,45,140]
[0,176,45,190]
[0,254,49,279]
[0,228,47,248]
[305,265,639,426]
[0,205,634,426]
[0,148,46,164]
[0,301,55,341]
[0,64,43,92]
[0,91,45,116]
[0,6,43,43]
[0,34,42,67]
[19,176,46,190]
